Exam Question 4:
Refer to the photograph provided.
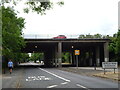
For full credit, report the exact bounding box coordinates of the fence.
[22,34,80,39]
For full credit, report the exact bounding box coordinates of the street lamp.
[35,46,37,48]
[71,45,74,65]
[72,45,74,49]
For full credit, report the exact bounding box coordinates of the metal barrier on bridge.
[22,34,80,39]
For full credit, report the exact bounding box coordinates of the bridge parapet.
[22,34,80,39]
[22,34,110,39]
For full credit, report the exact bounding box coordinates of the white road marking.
[47,85,58,88]
[33,79,36,80]
[76,84,87,88]
[26,79,28,81]
[26,75,51,81]
[76,84,90,90]
[39,68,71,82]
[3,77,12,79]
[61,82,68,85]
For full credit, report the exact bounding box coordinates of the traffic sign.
[102,62,118,69]
[75,50,80,55]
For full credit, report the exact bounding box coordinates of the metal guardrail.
[22,34,80,39]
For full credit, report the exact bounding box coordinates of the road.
[2,63,119,89]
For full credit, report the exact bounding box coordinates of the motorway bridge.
[22,38,110,67]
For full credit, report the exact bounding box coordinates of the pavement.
[1,63,119,89]
[2,67,25,88]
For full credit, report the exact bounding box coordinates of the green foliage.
[116,30,120,55]
[2,0,64,15]
[24,1,64,15]
[78,33,110,39]
[24,1,53,15]
[62,52,70,63]
[2,6,25,61]
[94,34,102,38]
[109,30,120,63]
[79,34,85,38]
[29,53,44,62]
[15,53,29,63]
[57,1,64,6]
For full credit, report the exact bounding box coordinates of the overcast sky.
[14,0,119,37]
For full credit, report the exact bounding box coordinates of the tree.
[79,34,85,38]
[2,6,25,61]
[29,53,44,63]
[93,34,102,39]
[1,0,64,61]
[1,0,64,15]
[85,34,94,38]
[109,30,120,64]
[62,52,70,63]
[78,33,110,39]
[24,1,64,15]
[115,30,120,63]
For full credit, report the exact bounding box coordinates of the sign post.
[102,62,118,74]
[75,50,80,69]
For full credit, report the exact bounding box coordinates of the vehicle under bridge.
[21,38,110,67]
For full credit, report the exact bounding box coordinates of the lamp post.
[71,46,74,65]
[75,50,80,69]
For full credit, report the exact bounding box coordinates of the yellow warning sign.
[75,50,80,55]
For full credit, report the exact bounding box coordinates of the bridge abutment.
[104,42,109,62]
[58,42,62,67]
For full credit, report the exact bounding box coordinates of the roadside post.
[75,50,80,69]
[94,63,96,70]
[102,62,118,75]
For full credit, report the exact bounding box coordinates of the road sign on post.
[102,62,118,74]
[75,50,80,55]
[75,50,80,69]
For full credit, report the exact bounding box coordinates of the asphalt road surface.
[2,63,119,89]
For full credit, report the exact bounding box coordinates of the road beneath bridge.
[2,62,118,89]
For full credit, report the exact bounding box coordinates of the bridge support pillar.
[70,53,72,64]
[104,42,109,62]
[96,46,100,66]
[55,46,58,67]
[58,42,62,67]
